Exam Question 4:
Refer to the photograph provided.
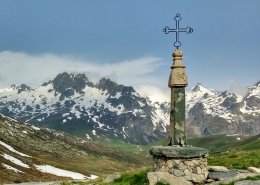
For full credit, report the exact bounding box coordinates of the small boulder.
[147,172,192,185]
[103,173,121,183]
[247,167,260,174]
[208,166,229,172]
[235,180,260,185]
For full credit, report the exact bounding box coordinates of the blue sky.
[0,0,259,101]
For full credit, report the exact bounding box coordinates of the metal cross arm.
[163,14,193,49]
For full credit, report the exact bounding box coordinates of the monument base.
[149,145,209,183]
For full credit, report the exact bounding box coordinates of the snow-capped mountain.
[186,82,260,137]
[0,72,259,144]
[0,72,168,145]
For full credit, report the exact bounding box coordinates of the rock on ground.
[147,172,192,185]
[235,180,260,185]
[103,173,121,183]
[208,166,229,172]
[209,172,259,185]
[247,167,260,174]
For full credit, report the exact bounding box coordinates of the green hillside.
[188,134,259,153]
[188,134,260,169]
[0,115,145,184]
[1,112,259,184]
[107,134,260,170]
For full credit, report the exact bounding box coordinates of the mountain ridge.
[0,72,168,145]
[0,72,259,144]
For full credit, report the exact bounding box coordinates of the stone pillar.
[150,49,209,183]
[168,49,187,146]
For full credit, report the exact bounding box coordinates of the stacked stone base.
[150,146,208,183]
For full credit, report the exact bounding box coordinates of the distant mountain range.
[186,82,260,137]
[0,72,259,144]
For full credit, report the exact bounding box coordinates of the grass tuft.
[155,181,170,185]
[112,168,149,185]
[244,175,260,181]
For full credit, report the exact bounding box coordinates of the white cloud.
[0,51,171,102]
[136,85,170,103]
[228,80,248,97]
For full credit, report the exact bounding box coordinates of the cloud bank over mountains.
[0,51,254,102]
[0,51,169,102]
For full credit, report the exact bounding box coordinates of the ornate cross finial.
[163,14,193,49]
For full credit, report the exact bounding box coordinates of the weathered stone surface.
[206,178,215,183]
[237,169,250,173]
[150,145,208,158]
[247,167,260,174]
[235,180,260,185]
[184,169,191,176]
[151,157,208,182]
[208,172,258,185]
[147,172,192,185]
[189,174,206,183]
[150,145,208,183]
[208,165,229,172]
[208,170,237,181]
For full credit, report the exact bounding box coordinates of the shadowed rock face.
[53,72,94,94]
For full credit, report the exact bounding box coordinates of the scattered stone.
[166,160,173,168]
[184,169,191,176]
[179,162,186,170]
[196,167,202,174]
[208,172,258,185]
[103,173,121,183]
[248,167,260,174]
[208,170,237,181]
[237,169,250,173]
[206,178,215,183]
[235,180,260,185]
[189,173,206,183]
[147,172,192,185]
[208,166,229,172]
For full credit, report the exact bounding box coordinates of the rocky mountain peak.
[97,78,135,97]
[191,83,212,94]
[247,81,260,98]
[10,84,32,94]
[98,78,118,91]
[52,72,94,96]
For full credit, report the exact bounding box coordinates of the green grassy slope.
[1,111,259,184]
[107,134,260,170]
[187,134,260,169]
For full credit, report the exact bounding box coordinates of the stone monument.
[149,14,209,183]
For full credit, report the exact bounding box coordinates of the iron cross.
[163,14,193,49]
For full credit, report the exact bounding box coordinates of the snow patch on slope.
[248,83,260,98]
[34,164,98,180]
[1,154,30,168]
[0,141,31,157]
